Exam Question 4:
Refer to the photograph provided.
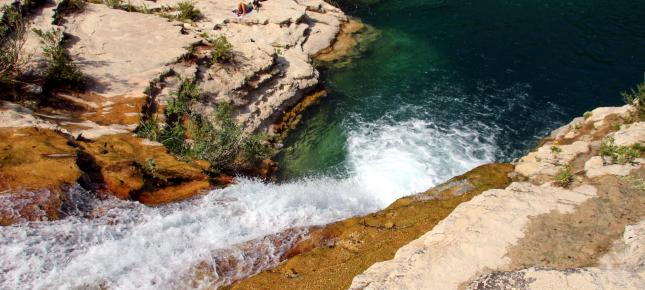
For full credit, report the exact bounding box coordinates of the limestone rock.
[584,156,643,178]
[0,101,62,131]
[585,105,635,126]
[466,220,645,290]
[349,183,597,290]
[515,141,589,179]
[64,3,195,98]
[610,121,645,146]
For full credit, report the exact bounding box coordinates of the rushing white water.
[0,118,496,289]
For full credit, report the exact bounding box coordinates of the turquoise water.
[278,0,645,180]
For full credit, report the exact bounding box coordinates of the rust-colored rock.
[272,89,327,140]
[138,180,211,205]
[0,127,81,225]
[77,133,211,204]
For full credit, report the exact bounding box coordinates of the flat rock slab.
[64,4,196,97]
[467,220,645,290]
[349,183,599,290]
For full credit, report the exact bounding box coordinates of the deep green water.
[278,0,645,181]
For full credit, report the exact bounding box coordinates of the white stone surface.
[64,4,196,98]
[350,183,598,290]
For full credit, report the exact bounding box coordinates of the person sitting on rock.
[233,0,264,17]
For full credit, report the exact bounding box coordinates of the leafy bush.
[186,104,273,171]
[33,28,85,89]
[622,82,645,118]
[550,145,562,154]
[165,78,200,117]
[555,165,573,187]
[137,78,273,173]
[599,136,643,165]
[208,35,233,63]
[136,115,161,140]
[175,1,202,22]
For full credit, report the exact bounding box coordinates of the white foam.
[0,117,497,289]
[347,119,496,205]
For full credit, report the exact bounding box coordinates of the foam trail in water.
[0,117,496,289]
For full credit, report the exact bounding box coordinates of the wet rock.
[77,134,210,203]
[0,127,81,224]
[138,180,211,205]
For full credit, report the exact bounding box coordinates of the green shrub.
[1,5,21,40]
[175,1,202,22]
[583,111,592,119]
[555,165,573,187]
[209,35,233,63]
[599,136,643,165]
[550,145,562,154]
[186,104,273,171]
[33,28,85,89]
[136,115,161,140]
[165,78,200,118]
[159,120,189,156]
[622,82,645,119]
[140,78,273,173]
[104,0,122,9]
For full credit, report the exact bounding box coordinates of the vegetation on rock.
[207,34,233,63]
[622,81,645,119]
[555,164,573,187]
[33,27,85,90]
[137,77,273,174]
[160,1,202,22]
[176,1,202,22]
[599,136,643,165]
[0,4,28,89]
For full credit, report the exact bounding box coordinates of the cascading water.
[0,117,497,289]
[2,0,643,288]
